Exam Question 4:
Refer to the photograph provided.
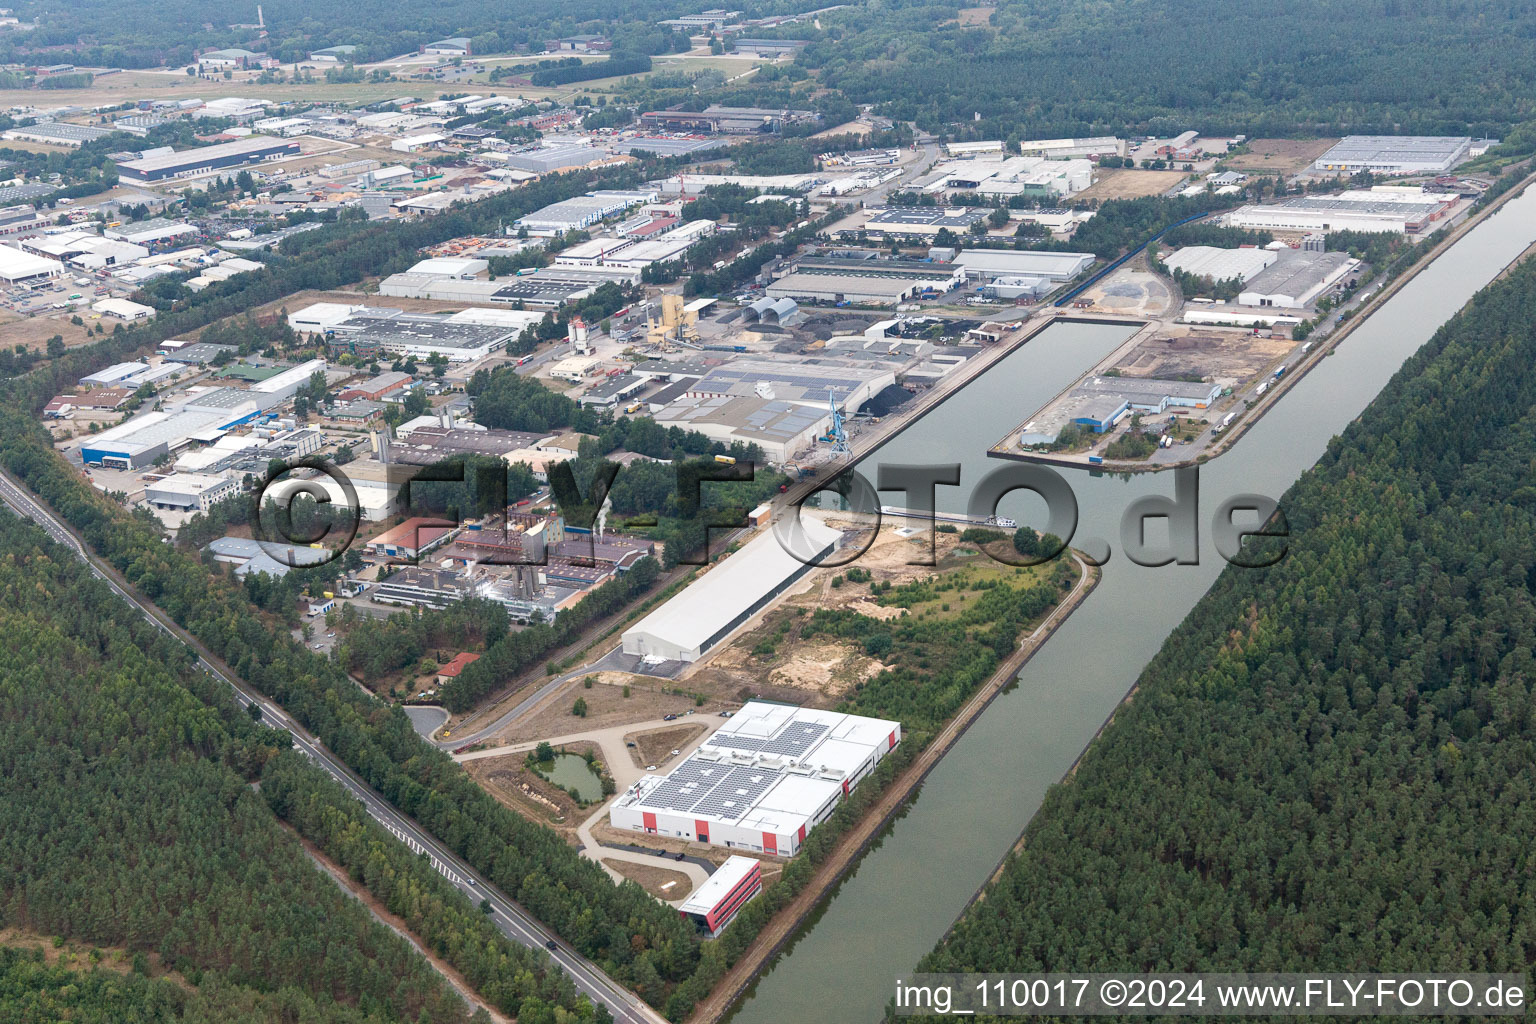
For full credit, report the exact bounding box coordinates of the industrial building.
[0,244,64,283]
[205,535,332,578]
[863,207,988,239]
[657,9,742,30]
[1238,251,1359,308]
[289,304,530,361]
[678,856,762,937]
[924,155,1095,198]
[952,248,1096,282]
[621,518,841,663]
[686,359,894,413]
[766,273,932,305]
[638,104,819,134]
[653,394,831,462]
[1312,135,1473,175]
[115,137,302,182]
[78,360,325,468]
[2,122,117,146]
[609,701,901,857]
[1017,136,1125,159]
[380,266,637,307]
[1224,187,1456,235]
[1161,245,1278,284]
[144,473,239,512]
[366,517,457,560]
[514,190,657,234]
[503,144,613,174]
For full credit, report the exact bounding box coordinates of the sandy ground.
[1079,267,1175,316]
[813,120,872,140]
[957,6,996,25]
[684,524,1045,701]
[1115,323,1294,386]
[1225,138,1339,176]
[601,858,694,900]
[0,309,100,352]
[1076,168,1188,201]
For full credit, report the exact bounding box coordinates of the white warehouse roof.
[622,516,841,663]
[610,701,901,857]
[1161,245,1278,284]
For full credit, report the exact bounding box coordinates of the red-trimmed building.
[365,517,457,560]
[677,856,761,937]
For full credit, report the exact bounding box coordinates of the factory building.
[503,144,613,174]
[1160,246,1278,284]
[952,248,1096,283]
[514,190,657,234]
[622,518,840,663]
[609,701,901,857]
[686,359,894,414]
[653,394,831,462]
[1224,187,1455,235]
[379,266,638,308]
[863,207,988,239]
[144,473,239,512]
[116,137,301,182]
[1312,136,1473,176]
[0,244,64,283]
[638,104,819,134]
[289,304,530,361]
[678,856,762,937]
[78,360,324,468]
[1238,251,1359,308]
[1016,136,1125,159]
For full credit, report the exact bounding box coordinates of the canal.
[730,186,1536,1024]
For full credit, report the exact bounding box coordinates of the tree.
[571,697,588,717]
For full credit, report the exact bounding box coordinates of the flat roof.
[1316,135,1471,163]
[1242,250,1356,299]
[118,136,297,174]
[617,701,900,833]
[622,517,839,654]
[679,856,760,915]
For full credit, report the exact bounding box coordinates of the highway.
[0,468,667,1024]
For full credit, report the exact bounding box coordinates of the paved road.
[0,469,667,1024]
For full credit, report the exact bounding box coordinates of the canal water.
[731,187,1536,1024]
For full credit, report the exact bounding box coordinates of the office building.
[678,856,762,936]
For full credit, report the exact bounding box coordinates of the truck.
[624,401,643,414]
[1087,455,1104,464]
[714,454,737,465]
[1274,366,1286,379]
[1255,381,1269,396]
[1159,435,1173,448]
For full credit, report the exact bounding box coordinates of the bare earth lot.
[1077,168,1188,201]
[1225,137,1338,176]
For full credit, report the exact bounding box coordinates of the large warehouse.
[1312,135,1472,175]
[1238,251,1360,308]
[610,701,901,857]
[0,244,64,283]
[953,248,1096,282]
[621,517,841,663]
[116,137,301,182]
[1224,188,1455,235]
[289,304,536,361]
[1161,245,1277,284]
